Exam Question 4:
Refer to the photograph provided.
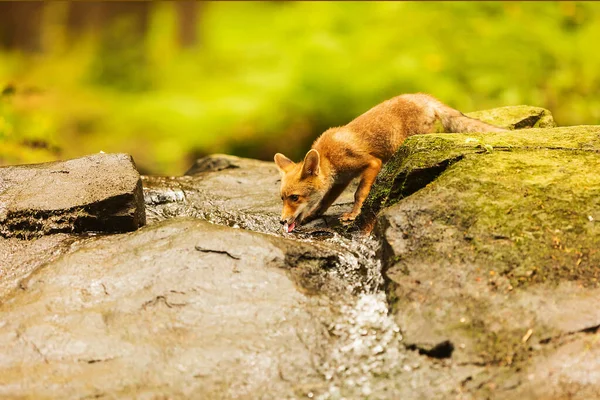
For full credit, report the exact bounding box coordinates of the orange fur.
[274,93,506,231]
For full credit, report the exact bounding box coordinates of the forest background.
[0,1,598,175]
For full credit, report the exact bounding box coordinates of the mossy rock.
[466,105,557,129]
[355,125,600,231]
[372,125,600,397]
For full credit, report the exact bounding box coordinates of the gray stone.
[184,153,246,174]
[0,153,146,238]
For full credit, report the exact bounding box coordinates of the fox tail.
[434,102,508,133]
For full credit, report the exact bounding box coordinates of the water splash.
[142,176,281,233]
[309,234,404,400]
[142,176,404,399]
[315,292,404,399]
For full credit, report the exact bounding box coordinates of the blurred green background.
[1,1,599,175]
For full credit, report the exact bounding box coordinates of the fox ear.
[301,149,320,178]
[274,153,294,173]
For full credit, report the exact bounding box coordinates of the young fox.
[274,93,506,233]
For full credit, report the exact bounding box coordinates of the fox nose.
[280,220,286,225]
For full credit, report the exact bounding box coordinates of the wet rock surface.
[1,153,405,399]
[0,233,85,299]
[2,106,600,399]
[143,153,357,234]
[0,219,341,399]
[0,153,146,238]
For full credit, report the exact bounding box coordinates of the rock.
[0,218,344,399]
[375,126,600,397]
[2,108,597,399]
[0,153,146,238]
[0,152,456,399]
[143,156,283,233]
[494,331,600,400]
[184,153,246,174]
[0,233,80,299]
[466,105,556,129]
[355,125,600,231]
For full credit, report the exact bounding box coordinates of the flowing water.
[142,175,407,399]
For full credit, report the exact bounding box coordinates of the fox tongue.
[283,222,296,233]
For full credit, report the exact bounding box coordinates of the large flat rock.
[0,153,146,238]
[0,218,344,399]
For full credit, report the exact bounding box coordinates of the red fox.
[274,93,506,233]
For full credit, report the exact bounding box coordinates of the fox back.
[275,93,506,232]
[313,93,506,164]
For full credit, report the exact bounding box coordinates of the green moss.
[383,150,600,288]
[358,126,600,233]
[466,105,557,129]
[383,127,600,287]
[380,125,600,387]
[436,149,600,287]
[407,125,600,153]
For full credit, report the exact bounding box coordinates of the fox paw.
[340,212,359,222]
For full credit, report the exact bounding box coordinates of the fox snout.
[280,204,299,224]
[280,208,299,233]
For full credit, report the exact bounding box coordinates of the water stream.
[142,175,407,399]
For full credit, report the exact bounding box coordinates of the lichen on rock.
[355,125,600,232]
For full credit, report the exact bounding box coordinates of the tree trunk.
[102,1,150,38]
[66,1,104,36]
[0,1,45,52]
[66,1,150,42]
[175,1,202,49]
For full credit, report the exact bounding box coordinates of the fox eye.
[288,194,299,202]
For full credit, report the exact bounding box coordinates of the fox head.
[274,149,328,232]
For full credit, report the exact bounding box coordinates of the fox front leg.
[302,181,351,223]
[341,158,382,222]
[315,181,352,215]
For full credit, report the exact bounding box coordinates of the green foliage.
[1,2,600,174]
[89,18,152,92]
[0,89,58,165]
